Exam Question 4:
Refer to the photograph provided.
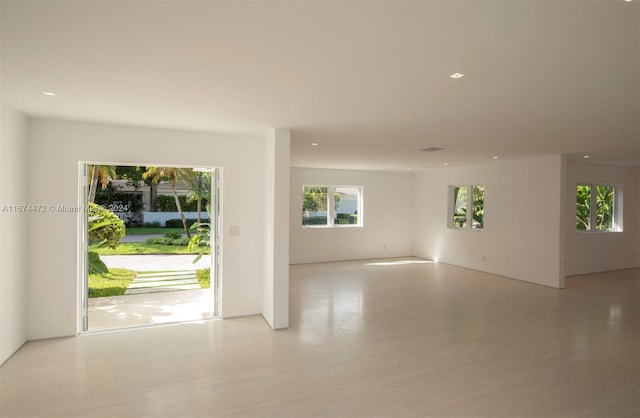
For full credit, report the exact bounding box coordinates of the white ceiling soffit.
[1,1,638,170]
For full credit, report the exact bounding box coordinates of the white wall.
[262,129,290,329]
[0,103,29,364]
[413,155,566,288]
[27,118,269,339]
[565,162,640,275]
[290,168,414,264]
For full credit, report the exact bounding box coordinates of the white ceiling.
[1,1,638,171]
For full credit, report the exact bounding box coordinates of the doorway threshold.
[86,288,216,332]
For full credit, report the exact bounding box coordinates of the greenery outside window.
[472,185,485,229]
[449,185,484,230]
[302,185,363,227]
[452,186,468,228]
[576,184,621,232]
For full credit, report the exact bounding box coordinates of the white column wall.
[565,162,640,275]
[413,155,566,288]
[262,129,290,329]
[26,118,267,339]
[290,168,414,264]
[0,103,29,364]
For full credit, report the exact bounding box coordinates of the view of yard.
[87,165,213,299]
[89,226,212,297]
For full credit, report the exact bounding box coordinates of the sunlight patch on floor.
[364,259,435,266]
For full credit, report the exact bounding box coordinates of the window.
[448,185,484,230]
[576,184,621,232]
[472,185,485,229]
[452,186,468,228]
[302,185,363,227]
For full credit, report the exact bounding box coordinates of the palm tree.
[142,167,191,238]
[88,165,117,203]
[184,171,211,224]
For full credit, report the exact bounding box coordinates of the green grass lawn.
[125,227,185,235]
[94,242,209,255]
[89,268,136,298]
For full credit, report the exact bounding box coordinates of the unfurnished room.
[0,1,638,417]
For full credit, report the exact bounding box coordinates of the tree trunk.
[88,165,99,203]
[196,197,202,224]
[171,181,191,238]
[149,183,158,212]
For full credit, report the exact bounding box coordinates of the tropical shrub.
[145,235,190,246]
[335,213,358,224]
[576,185,591,230]
[142,221,161,228]
[88,202,125,248]
[303,187,327,212]
[164,231,182,240]
[188,222,211,263]
[302,217,327,225]
[576,185,615,231]
[196,268,210,289]
[87,203,125,273]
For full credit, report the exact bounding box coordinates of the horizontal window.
[302,185,363,228]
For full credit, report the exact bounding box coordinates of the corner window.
[302,185,363,227]
[576,184,621,232]
[448,185,484,230]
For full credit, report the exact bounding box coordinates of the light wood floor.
[1,258,638,417]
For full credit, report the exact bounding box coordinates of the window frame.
[448,184,484,230]
[576,183,622,233]
[301,184,364,228]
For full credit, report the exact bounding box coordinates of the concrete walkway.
[101,254,210,272]
[125,271,200,295]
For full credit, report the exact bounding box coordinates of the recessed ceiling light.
[407,168,412,171]
[311,142,319,146]
[492,156,499,159]
[443,162,449,166]
[624,0,632,3]
[449,73,464,79]
[42,91,56,96]
[583,155,590,159]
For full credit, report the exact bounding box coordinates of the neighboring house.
[100,179,208,226]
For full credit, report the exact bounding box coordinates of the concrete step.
[136,270,196,278]
[124,270,202,295]
[133,275,196,282]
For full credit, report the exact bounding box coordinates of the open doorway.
[79,163,221,332]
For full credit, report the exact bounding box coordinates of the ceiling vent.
[421,147,444,152]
